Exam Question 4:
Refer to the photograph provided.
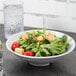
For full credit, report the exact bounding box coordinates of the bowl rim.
[6,30,76,59]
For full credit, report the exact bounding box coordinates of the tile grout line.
[1,9,76,19]
[0,10,66,18]
[24,12,66,18]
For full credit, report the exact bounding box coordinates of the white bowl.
[6,30,75,66]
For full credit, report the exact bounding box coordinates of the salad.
[11,28,69,57]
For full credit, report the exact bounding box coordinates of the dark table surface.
[0,24,76,76]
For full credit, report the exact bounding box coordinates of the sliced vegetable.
[46,34,56,42]
[35,51,42,57]
[26,43,36,50]
[23,51,35,56]
[20,45,27,51]
[11,42,20,51]
[37,42,40,49]
[22,35,29,40]
[37,36,44,42]
[32,37,38,39]
[40,48,50,56]
[18,40,27,45]
[61,35,67,42]
[31,48,38,53]
[40,37,69,55]
[11,27,69,57]
[15,48,24,54]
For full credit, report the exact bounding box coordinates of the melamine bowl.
[6,30,75,66]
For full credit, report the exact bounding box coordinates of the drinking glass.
[0,41,3,76]
[4,0,24,39]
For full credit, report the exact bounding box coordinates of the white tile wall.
[0,0,76,33]
[67,3,76,17]
[44,16,76,32]
[24,14,43,28]
[0,0,3,10]
[69,0,76,3]
[23,0,67,16]
[44,16,68,30]
[0,11,3,24]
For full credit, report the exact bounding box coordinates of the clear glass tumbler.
[0,41,3,76]
[4,0,24,39]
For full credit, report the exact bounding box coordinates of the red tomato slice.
[32,37,38,39]
[23,51,35,56]
[11,42,20,51]
[49,40,53,42]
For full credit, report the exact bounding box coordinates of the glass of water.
[4,0,24,39]
[0,41,3,76]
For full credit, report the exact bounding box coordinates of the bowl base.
[29,62,50,66]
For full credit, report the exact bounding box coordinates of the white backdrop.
[0,0,76,33]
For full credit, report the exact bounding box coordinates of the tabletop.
[0,24,76,76]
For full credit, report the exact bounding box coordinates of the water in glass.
[0,41,3,76]
[4,4,24,39]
